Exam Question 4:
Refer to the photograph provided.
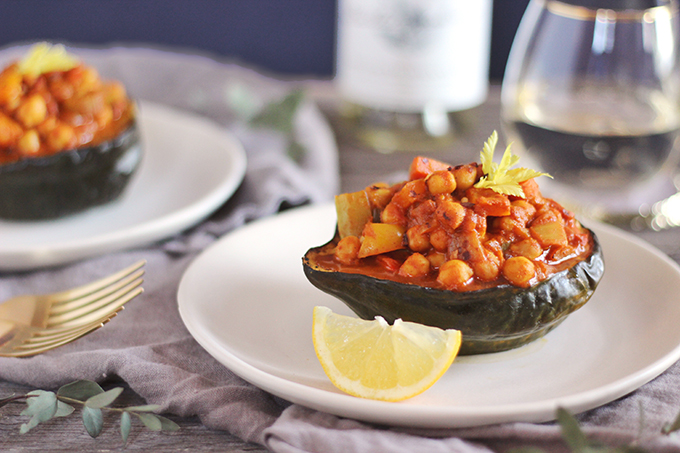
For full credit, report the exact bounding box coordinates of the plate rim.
[0,101,247,270]
[178,203,680,428]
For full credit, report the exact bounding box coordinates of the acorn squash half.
[303,230,604,355]
[0,119,141,220]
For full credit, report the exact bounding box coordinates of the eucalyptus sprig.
[249,89,307,163]
[0,379,178,446]
[511,406,680,453]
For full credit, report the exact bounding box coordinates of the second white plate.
[0,102,247,270]
[178,203,680,428]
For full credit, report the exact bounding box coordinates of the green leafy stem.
[0,379,178,446]
[512,406,680,453]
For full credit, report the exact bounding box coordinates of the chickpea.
[452,164,480,192]
[426,171,456,195]
[48,77,75,102]
[67,66,100,95]
[0,69,22,108]
[406,225,431,252]
[502,256,536,288]
[473,261,500,282]
[16,130,40,155]
[45,123,76,152]
[335,236,361,265]
[437,260,474,290]
[429,228,449,252]
[104,81,127,103]
[0,113,23,147]
[398,253,430,278]
[65,91,105,115]
[15,94,47,128]
[473,249,501,281]
[426,251,447,269]
[95,105,113,128]
[36,117,57,136]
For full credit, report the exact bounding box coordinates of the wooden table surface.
[2,83,679,452]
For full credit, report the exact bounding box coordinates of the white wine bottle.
[335,0,493,153]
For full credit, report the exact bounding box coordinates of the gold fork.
[0,260,145,357]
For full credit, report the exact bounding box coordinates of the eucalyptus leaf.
[135,412,162,431]
[55,400,75,418]
[662,408,680,434]
[557,407,589,452]
[21,391,57,421]
[19,416,40,434]
[82,406,104,438]
[157,415,180,432]
[125,404,161,412]
[615,446,650,453]
[85,387,123,409]
[120,411,131,444]
[287,141,306,163]
[249,89,304,134]
[58,380,104,401]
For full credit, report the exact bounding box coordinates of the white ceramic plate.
[178,203,680,428]
[0,102,246,271]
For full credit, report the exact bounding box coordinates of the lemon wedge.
[312,306,462,402]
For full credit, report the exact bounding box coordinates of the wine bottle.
[334,0,493,153]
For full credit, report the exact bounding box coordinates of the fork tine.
[9,318,116,357]
[46,283,143,327]
[28,313,121,345]
[49,269,144,315]
[48,260,146,304]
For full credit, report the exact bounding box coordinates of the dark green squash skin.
[0,120,142,220]
[303,230,604,355]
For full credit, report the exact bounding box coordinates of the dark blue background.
[0,0,530,80]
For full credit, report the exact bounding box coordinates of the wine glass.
[501,0,680,227]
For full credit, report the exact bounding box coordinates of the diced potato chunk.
[530,221,568,247]
[508,238,543,260]
[335,190,372,239]
[358,223,406,258]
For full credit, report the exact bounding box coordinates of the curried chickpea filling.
[0,61,134,164]
[311,156,594,291]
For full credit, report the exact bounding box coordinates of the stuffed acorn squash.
[0,43,141,220]
[303,132,604,355]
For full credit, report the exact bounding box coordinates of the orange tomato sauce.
[312,159,594,292]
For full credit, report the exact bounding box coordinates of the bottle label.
[336,0,493,112]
